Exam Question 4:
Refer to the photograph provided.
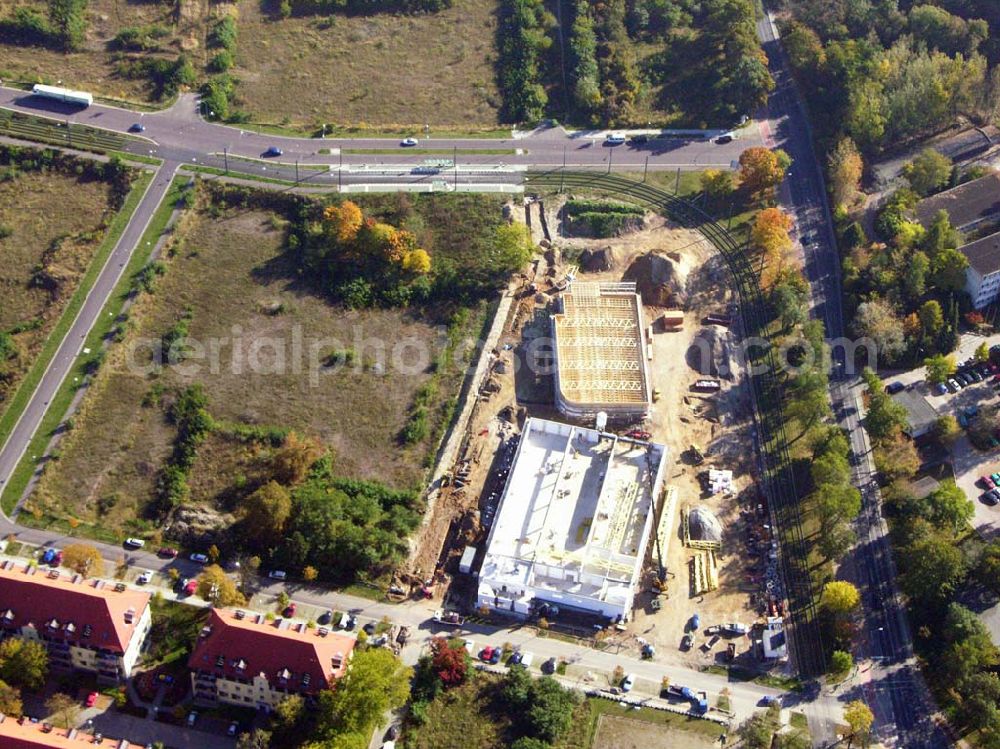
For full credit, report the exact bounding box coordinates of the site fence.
[523,171,826,676]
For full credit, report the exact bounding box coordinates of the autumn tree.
[197,564,246,607]
[918,299,944,337]
[700,169,735,201]
[429,636,468,688]
[932,415,961,446]
[60,543,104,578]
[45,692,80,729]
[975,341,990,362]
[272,432,323,485]
[822,581,861,614]
[843,700,874,746]
[402,248,432,274]
[828,137,864,209]
[873,430,920,482]
[0,679,22,717]
[751,207,794,289]
[240,481,292,548]
[903,148,952,197]
[318,648,411,738]
[323,201,364,243]
[853,300,906,363]
[930,247,969,292]
[0,638,48,690]
[739,147,791,196]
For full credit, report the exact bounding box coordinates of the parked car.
[479,646,502,664]
[189,553,209,564]
[715,133,734,144]
[187,711,198,727]
[157,547,178,558]
[760,695,781,707]
[128,123,145,133]
[991,472,1000,484]
[318,610,333,625]
[982,476,996,490]
[85,692,98,708]
[885,381,905,394]
[933,382,948,395]
[681,633,694,650]
[629,134,649,145]
[704,624,721,635]
[621,673,636,692]
[227,721,239,737]
[689,613,700,631]
[184,579,198,596]
[971,370,985,382]
[605,132,626,145]
[40,548,57,565]
[53,550,63,566]
[947,379,960,392]
[400,137,419,147]
[263,146,283,157]
[541,657,557,674]
[268,570,287,581]
[137,571,152,585]
[983,491,999,506]
[124,538,145,549]
[625,429,652,440]
[283,603,297,618]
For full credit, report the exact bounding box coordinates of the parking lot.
[884,333,1000,538]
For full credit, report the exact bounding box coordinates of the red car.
[157,547,179,558]
[85,692,97,708]
[53,551,63,565]
[283,603,297,618]
[184,579,199,596]
[982,476,996,490]
[625,429,652,440]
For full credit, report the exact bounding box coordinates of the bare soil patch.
[593,713,718,749]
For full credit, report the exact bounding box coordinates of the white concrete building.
[477,418,667,621]
[0,561,151,684]
[961,231,1000,308]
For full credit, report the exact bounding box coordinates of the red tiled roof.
[0,563,150,654]
[0,714,145,748]
[188,608,355,693]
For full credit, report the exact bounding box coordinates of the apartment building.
[189,608,355,711]
[0,562,151,685]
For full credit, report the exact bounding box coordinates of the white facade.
[968,265,1000,309]
[477,418,667,621]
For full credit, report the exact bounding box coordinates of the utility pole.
[727,201,734,231]
[66,119,71,148]
[607,147,612,174]
[454,145,458,190]
[561,146,566,193]
[223,146,229,174]
[295,159,299,183]
[643,156,649,183]
[674,167,681,195]
[338,150,343,191]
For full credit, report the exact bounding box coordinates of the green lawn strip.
[240,121,512,139]
[1,176,186,516]
[575,697,724,746]
[181,164,307,188]
[700,664,803,692]
[0,169,153,452]
[790,712,809,730]
[343,148,520,156]
[110,151,163,166]
[0,108,126,153]
[214,153,330,170]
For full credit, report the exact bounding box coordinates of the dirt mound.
[622,251,686,307]
[579,246,620,273]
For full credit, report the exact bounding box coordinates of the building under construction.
[476,417,667,621]
[551,282,652,421]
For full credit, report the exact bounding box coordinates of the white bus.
[31,84,93,108]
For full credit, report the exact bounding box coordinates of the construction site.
[402,193,788,673]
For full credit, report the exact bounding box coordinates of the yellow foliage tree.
[751,207,794,290]
[402,249,431,274]
[272,432,323,485]
[61,543,105,578]
[739,147,790,196]
[323,201,364,243]
[821,581,860,614]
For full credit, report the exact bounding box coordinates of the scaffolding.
[552,282,651,416]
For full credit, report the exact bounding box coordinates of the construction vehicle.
[432,610,465,627]
[666,685,709,713]
[689,444,705,465]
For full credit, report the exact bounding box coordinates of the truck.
[666,685,708,713]
[692,379,721,392]
[31,84,93,108]
[721,622,749,635]
[432,609,466,627]
[689,444,705,465]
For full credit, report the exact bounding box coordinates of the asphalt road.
[756,7,949,748]
[0,86,760,179]
[0,160,179,512]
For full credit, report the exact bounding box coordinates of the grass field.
[0,0,207,104]
[234,0,501,128]
[30,188,502,537]
[0,169,118,425]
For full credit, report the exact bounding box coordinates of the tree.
[976,342,991,362]
[501,662,534,706]
[903,251,929,300]
[819,519,857,562]
[737,709,778,749]
[512,738,552,749]
[918,299,944,337]
[772,278,807,329]
[752,208,794,289]
[961,672,1000,729]
[270,695,306,747]
[829,650,853,678]
[48,0,88,50]
[402,248,432,274]
[822,581,861,614]
[930,247,969,292]
[323,201,364,243]
[197,564,246,607]
[240,481,292,548]
[429,637,468,688]
[903,148,952,196]
[322,648,411,736]
[739,147,791,196]
[237,729,272,749]
[932,414,961,446]
[861,370,909,442]
[0,679,21,717]
[899,532,966,604]
[488,223,535,274]
[923,210,960,256]
[60,543,104,578]
[924,480,974,534]
[976,541,1000,593]
[853,300,906,362]
[272,432,323,485]
[828,137,864,208]
[302,565,318,582]
[873,431,920,482]
[45,692,80,729]
[0,637,48,690]
[526,676,579,742]
[701,169,735,200]
[924,354,956,384]
[843,700,874,744]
